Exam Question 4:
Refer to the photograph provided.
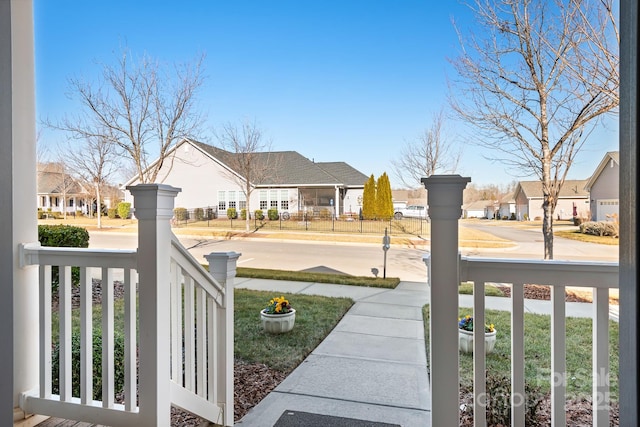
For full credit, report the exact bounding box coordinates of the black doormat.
[274,410,401,427]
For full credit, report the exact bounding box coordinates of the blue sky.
[34,1,618,188]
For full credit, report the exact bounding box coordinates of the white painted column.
[1,0,39,423]
[422,175,470,426]
[205,252,241,427]
[128,184,181,427]
[334,186,340,218]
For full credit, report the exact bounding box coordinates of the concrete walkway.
[233,278,615,426]
[234,278,432,427]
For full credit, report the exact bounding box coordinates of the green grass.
[458,282,506,297]
[52,289,353,375]
[423,306,619,401]
[556,229,619,245]
[234,289,353,371]
[236,266,400,288]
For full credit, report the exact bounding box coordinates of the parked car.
[394,205,428,220]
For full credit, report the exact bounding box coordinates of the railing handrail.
[460,256,619,289]
[170,234,225,304]
[20,242,137,269]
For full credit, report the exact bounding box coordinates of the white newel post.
[205,252,241,427]
[128,184,181,427]
[422,175,470,426]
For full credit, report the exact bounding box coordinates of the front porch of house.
[2,1,638,426]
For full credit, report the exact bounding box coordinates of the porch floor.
[35,418,105,427]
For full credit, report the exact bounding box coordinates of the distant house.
[585,151,619,221]
[37,164,90,214]
[463,200,492,218]
[514,179,589,221]
[123,139,368,217]
[498,192,516,219]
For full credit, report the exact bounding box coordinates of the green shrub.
[107,208,118,219]
[174,207,188,221]
[523,213,529,221]
[267,208,279,220]
[38,225,89,290]
[510,213,516,220]
[117,202,131,219]
[240,209,248,220]
[227,208,238,219]
[254,209,264,220]
[52,330,126,401]
[194,207,205,221]
[38,224,90,248]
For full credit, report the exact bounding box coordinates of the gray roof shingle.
[190,140,366,187]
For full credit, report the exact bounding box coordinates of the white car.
[394,205,428,220]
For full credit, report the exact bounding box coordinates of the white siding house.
[585,151,619,221]
[514,179,589,221]
[123,139,368,218]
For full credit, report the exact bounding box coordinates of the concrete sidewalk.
[233,278,613,426]
[234,278,432,427]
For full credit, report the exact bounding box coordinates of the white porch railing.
[423,175,619,427]
[18,184,239,427]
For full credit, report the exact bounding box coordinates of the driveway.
[461,220,618,261]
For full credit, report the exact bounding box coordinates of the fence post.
[422,175,470,426]
[205,252,241,427]
[128,184,181,427]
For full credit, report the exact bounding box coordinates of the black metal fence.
[170,207,429,236]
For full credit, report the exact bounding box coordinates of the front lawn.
[423,306,619,400]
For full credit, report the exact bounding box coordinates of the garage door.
[597,199,619,221]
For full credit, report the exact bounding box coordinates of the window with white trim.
[228,191,237,209]
[270,190,278,209]
[260,190,268,210]
[280,189,289,210]
[218,191,226,211]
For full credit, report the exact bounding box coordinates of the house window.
[238,192,246,210]
[270,190,278,209]
[259,190,268,210]
[228,191,237,209]
[68,199,74,207]
[280,190,289,210]
[53,197,59,207]
[41,196,46,207]
[218,191,226,211]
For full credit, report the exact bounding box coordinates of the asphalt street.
[88,223,618,282]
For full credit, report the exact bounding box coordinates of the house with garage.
[514,179,590,221]
[584,151,619,221]
[498,192,516,219]
[122,138,368,218]
[463,200,492,218]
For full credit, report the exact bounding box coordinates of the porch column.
[422,175,470,426]
[128,184,181,427]
[334,186,340,218]
[0,1,39,423]
[619,0,639,422]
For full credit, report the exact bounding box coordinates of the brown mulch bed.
[494,284,619,305]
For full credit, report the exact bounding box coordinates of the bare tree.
[215,121,278,232]
[450,0,619,259]
[62,136,119,229]
[50,48,206,184]
[392,110,460,188]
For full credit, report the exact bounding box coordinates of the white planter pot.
[260,309,296,333]
[459,329,497,354]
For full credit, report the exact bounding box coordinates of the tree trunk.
[245,185,251,232]
[542,196,554,260]
[96,182,102,229]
